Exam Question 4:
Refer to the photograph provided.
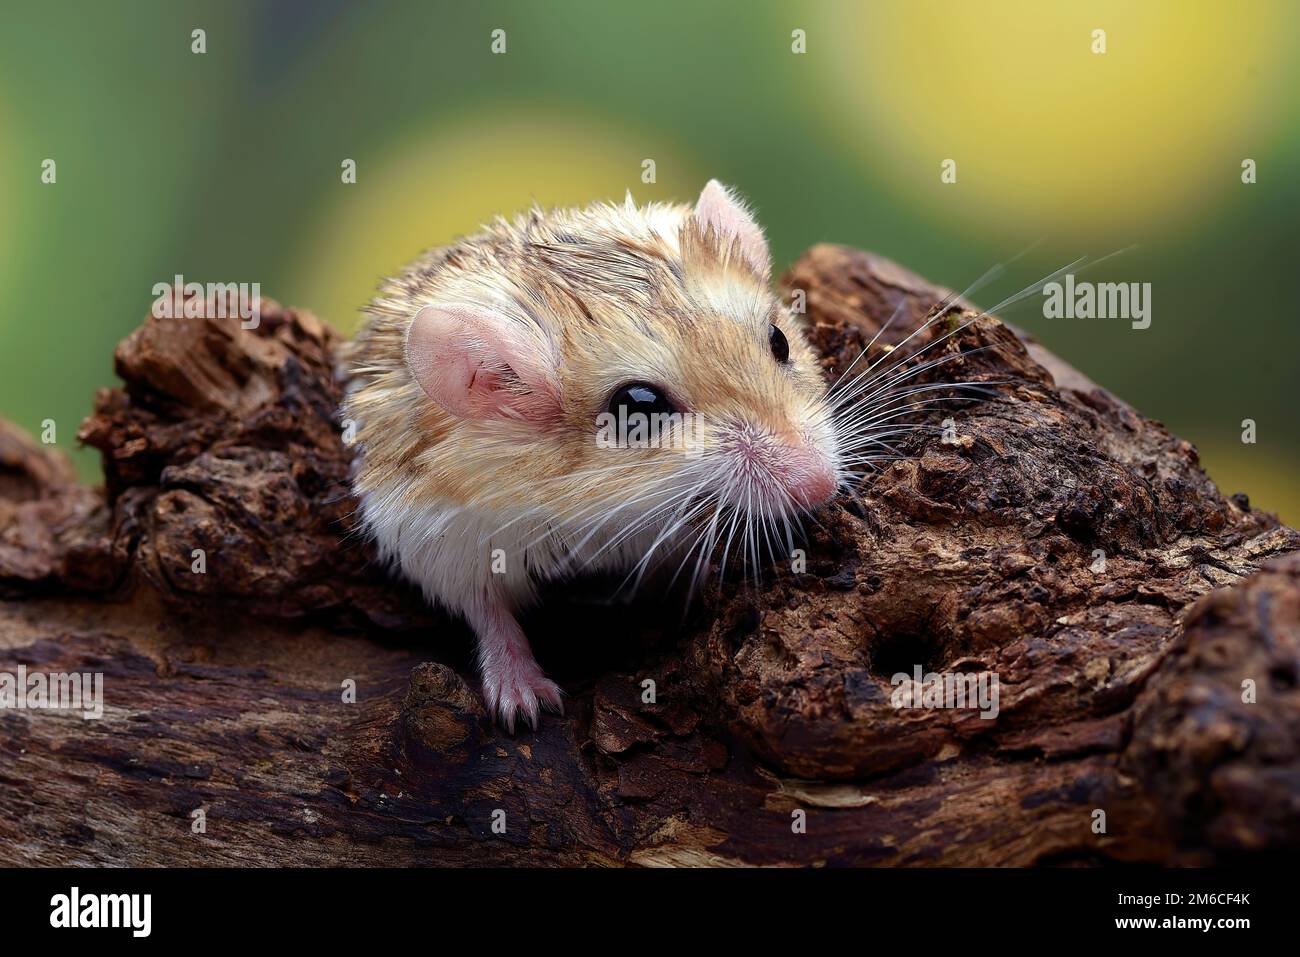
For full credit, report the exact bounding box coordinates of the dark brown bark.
[1,246,1296,866]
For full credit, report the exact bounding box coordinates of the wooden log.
[0,246,1295,866]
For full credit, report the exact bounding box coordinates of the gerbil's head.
[400,180,839,566]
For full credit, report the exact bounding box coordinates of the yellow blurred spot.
[816,0,1295,234]
[1199,441,1298,526]
[288,109,699,331]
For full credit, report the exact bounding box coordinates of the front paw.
[481,658,563,733]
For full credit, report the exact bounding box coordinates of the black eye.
[769,323,790,363]
[607,381,676,418]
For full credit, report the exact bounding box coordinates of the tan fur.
[342,193,831,534]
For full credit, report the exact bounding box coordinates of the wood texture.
[1,245,1296,866]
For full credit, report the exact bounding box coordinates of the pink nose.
[782,447,838,508]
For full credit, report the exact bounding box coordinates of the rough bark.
[1,245,1296,866]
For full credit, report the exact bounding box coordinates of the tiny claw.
[537,681,564,716]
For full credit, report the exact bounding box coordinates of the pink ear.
[693,179,771,279]
[405,304,561,423]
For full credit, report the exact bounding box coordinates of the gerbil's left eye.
[768,323,790,364]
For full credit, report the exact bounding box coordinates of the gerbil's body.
[342,181,840,729]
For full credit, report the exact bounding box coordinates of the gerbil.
[342,181,840,730]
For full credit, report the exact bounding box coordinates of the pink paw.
[481,657,563,733]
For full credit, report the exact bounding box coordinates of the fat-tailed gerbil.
[342,181,841,730]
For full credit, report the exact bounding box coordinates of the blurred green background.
[2,0,1297,519]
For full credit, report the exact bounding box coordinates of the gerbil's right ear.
[405,304,561,424]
